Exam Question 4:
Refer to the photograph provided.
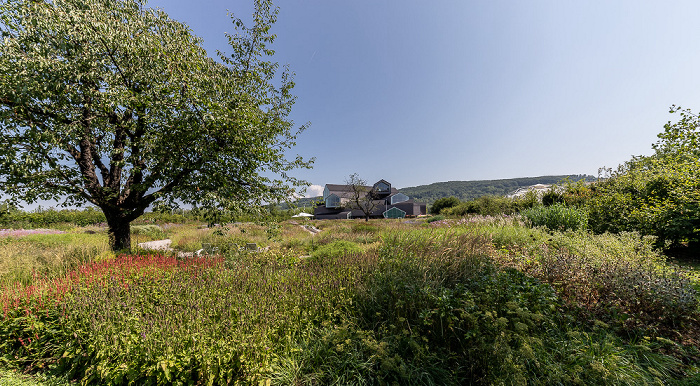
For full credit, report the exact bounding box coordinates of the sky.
[15,0,700,207]
[144,0,700,197]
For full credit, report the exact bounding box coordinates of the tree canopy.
[0,0,311,250]
[587,107,700,247]
[429,196,460,215]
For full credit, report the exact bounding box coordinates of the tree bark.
[106,216,131,252]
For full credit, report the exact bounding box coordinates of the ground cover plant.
[0,218,698,384]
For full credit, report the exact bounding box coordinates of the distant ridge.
[399,175,594,205]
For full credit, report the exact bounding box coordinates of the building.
[314,179,426,220]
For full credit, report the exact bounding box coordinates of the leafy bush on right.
[586,107,700,248]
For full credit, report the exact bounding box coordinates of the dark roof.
[325,183,399,199]
[325,184,361,192]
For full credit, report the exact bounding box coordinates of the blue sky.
[49,1,700,202]
[184,0,699,196]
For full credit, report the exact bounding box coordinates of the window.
[383,207,406,219]
[390,193,409,205]
[325,194,340,208]
[374,181,390,193]
[323,186,330,199]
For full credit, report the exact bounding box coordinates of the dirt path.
[300,225,321,235]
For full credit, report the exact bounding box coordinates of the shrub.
[587,157,700,247]
[585,108,700,247]
[443,195,520,216]
[521,204,588,231]
[495,230,699,325]
[426,215,445,223]
[0,207,106,228]
[348,230,681,384]
[541,187,564,206]
[430,196,460,214]
[561,179,594,208]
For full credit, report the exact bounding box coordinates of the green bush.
[585,107,700,247]
[521,204,588,231]
[541,187,564,206]
[429,196,461,214]
[443,195,522,216]
[346,230,682,384]
[426,215,445,223]
[0,207,106,228]
[587,157,700,247]
[492,228,699,326]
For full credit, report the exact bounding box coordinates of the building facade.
[314,179,427,220]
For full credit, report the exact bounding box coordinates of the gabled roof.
[325,184,368,199]
[325,184,361,192]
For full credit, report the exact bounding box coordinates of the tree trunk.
[365,215,369,222]
[106,217,131,252]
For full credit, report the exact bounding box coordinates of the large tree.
[0,0,311,251]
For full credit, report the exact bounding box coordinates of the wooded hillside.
[399,175,595,205]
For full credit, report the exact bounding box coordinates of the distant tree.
[0,0,311,251]
[430,196,460,214]
[345,173,381,222]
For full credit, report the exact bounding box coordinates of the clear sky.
[52,1,700,201]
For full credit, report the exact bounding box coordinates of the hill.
[399,175,595,205]
[277,196,320,211]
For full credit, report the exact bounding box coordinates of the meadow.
[0,216,698,385]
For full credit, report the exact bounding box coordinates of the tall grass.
[489,228,699,327]
[0,232,113,285]
[1,251,378,384]
[0,219,698,384]
[276,228,685,384]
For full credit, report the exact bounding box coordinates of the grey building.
[314,179,426,220]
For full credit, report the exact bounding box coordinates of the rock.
[137,239,172,251]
